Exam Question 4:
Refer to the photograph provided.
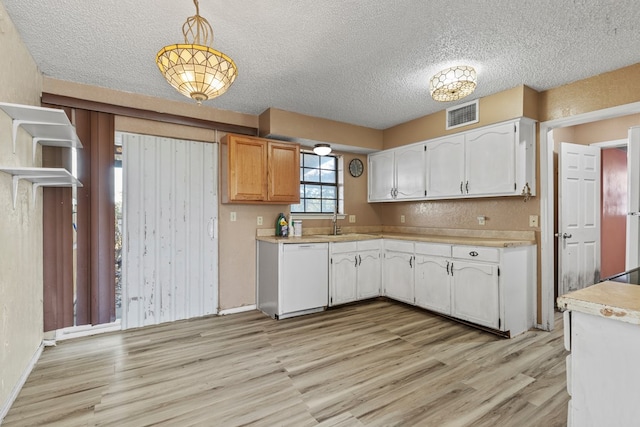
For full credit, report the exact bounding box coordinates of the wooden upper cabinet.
[222,134,300,204]
[268,141,300,202]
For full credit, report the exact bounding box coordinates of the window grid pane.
[296,153,338,214]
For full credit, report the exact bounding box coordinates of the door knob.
[562,233,572,239]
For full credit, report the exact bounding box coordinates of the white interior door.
[559,142,601,295]
[122,133,218,329]
[627,127,640,270]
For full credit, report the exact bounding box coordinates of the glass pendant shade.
[430,66,477,102]
[156,0,237,104]
[313,144,332,156]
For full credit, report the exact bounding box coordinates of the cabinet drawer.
[452,245,500,263]
[331,241,358,253]
[357,239,381,251]
[383,239,414,253]
[415,242,451,257]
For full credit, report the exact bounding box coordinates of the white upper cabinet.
[425,134,465,198]
[464,122,517,196]
[395,144,426,199]
[368,143,425,202]
[370,118,536,202]
[368,150,395,201]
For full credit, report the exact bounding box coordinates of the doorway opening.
[541,103,640,331]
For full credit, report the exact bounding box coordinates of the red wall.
[601,148,627,278]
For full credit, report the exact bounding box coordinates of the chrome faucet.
[332,206,341,235]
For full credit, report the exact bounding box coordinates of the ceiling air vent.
[446,99,479,130]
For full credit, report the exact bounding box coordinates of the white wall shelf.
[0,102,83,163]
[0,167,83,208]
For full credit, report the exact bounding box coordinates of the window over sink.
[291,152,343,215]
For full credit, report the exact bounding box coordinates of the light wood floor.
[4,299,569,426]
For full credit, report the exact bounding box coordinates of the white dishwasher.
[257,241,329,319]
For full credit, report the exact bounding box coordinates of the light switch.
[230,212,237,222]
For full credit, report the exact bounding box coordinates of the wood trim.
[41,131,75,332]
[89,111,116,325]
[42,186,74,332]
[41,93,258,136]
[73,109,116,325]
[74,109,92,326]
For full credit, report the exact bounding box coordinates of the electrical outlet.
[477,216,486,226]
[400,215,405,223]
[257,216,263,226]
[349,215,356,223]
[230,212,237,222]
[529,215,539,227]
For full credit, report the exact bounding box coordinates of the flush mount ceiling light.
[429,66,477,102]
[156,0,238,104]
[313,144,332,156]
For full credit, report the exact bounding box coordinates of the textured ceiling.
[2,1,640,129]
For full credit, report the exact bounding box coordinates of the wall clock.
[349,158,364,177]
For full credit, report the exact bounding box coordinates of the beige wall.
[566,114,640,145]
[377,85,541,235]
[539,63,640,122]
[0,2,44,412]
[382,85,538,148]
[259,108,384,151]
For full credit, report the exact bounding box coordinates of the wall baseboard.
[54,320,122,341]
[218,305,257,316]
[0,342,44,423]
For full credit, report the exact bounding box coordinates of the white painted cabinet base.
[565,310,640,426]
[385,239,536,337]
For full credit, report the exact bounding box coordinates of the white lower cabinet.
[451,259,500,329]
[330,240,381,306]
[386,239,535,337]
[414,243,451,315]
[382,240,415,304]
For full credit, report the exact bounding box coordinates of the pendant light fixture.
[156,0,238,104]
[313,144,332,156]
[429,66,477,102]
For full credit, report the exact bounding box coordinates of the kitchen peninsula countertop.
[557,281,640,325]
[256,228,536,248]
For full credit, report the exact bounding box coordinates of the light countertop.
[557,281,640,325]
[256,232,535,247]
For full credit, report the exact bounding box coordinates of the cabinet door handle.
[450,262,453,276]
[466,181,469,194]
[469,251,479,257]
[355,255,358,267]
[460,182,463,194]
[446,260,450,275]
[358,255,362,266]
[409,256,413,268]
